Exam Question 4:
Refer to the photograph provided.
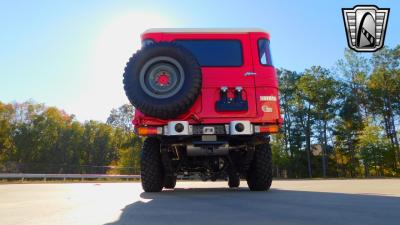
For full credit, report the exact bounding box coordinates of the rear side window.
[258,39,273,66]
[173,40,243,67]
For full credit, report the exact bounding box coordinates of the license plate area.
[192,125,226,135]
[203,126,215,134]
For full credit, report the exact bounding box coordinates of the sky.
[0,0,399,122]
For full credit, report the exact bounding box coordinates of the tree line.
[272,46,400,178]
[0,46,399,177]
[0,102,141,174]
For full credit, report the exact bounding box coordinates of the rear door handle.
[244,72,257,76]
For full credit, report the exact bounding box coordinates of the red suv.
[123,28,282,192]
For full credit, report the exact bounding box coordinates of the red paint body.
[133,30,282,129]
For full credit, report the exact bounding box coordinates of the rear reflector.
[254,125,279,133]
[136,126,162,136]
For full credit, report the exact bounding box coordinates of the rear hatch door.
[166,33,257,119]
[249,32,281,123]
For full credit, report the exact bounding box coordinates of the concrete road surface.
[1,179,399,225]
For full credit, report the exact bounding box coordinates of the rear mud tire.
[228,174,240,188]
[164,176,177,189]
[246,143,273,191]
[141,137,164,192]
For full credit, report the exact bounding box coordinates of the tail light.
[254,125,280,133]
[136,126,162,136]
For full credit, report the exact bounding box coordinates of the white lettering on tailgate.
[262,105,273,113]
[260,96,277,101]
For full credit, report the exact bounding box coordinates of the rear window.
[173,40,243,67]
[258,39,273,66]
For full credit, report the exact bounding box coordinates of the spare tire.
[123,42,202,119]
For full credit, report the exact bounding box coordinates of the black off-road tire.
[228,174,240,188]
[246,143,273,191]
[123,42,202,119]
[141,137,164,192]
[164,176,177,189]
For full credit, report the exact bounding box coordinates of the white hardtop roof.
[143,28,269,34]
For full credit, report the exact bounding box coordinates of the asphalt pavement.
[1,179,399,225]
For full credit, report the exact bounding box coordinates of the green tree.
[358,119,393,176]
[293,74,316,177]
[110,129,142,174]
[369,46,400,169]
[336,49,370,117]
[333,92,364,177]
[271,132,290,178]
[107,104,135,132]
[298,66,340,177]
[0,102,15,162]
